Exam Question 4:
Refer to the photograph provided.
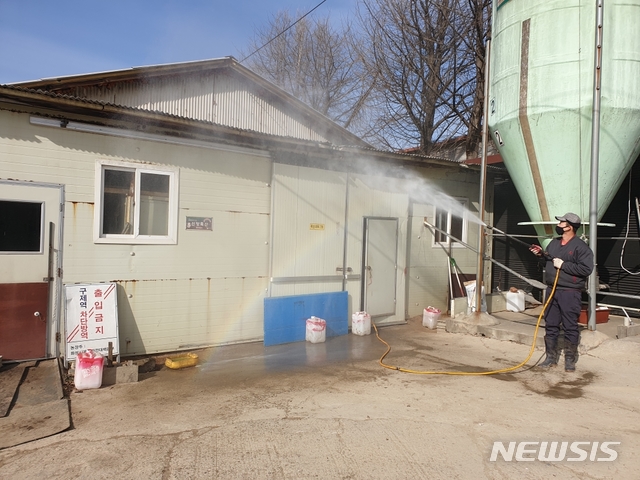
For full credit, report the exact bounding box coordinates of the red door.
[0,182,61,361]
[0,283,48,360]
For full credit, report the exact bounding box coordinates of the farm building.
[0,57,493,361]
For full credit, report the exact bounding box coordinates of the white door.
[0,181,62,360]
[362,218,398,316]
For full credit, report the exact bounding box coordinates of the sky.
[0,0,358,84]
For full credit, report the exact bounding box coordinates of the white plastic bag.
[464,281,487,313]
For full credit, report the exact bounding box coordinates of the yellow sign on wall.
[310,223,325,230]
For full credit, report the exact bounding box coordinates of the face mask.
[556,225,567,236]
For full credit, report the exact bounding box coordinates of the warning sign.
[65,283,119,360]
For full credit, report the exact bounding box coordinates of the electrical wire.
[371,268,560,376]
[240,0,328,63]
[619,172,640,275]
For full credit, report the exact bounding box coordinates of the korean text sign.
[65,283,119,359]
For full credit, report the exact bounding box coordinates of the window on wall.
[95,160,178,244]
[0,200,42,252]
[434,199,468,247]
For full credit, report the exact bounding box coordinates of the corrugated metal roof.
[0,82,466,170]
[1,57,477,169]
[0,83,329,143]
[8,57,367,148]
[9,57,240,88]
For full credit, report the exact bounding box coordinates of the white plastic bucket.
[74,349,104,390]
[506,290,525,312]
[306,316,327,343]
[422,306,441,329]
[351,311,371,336]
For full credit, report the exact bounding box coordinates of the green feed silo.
[489,0,640,241]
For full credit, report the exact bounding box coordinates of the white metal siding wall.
[71,74,329,143]
[406,171,488,319]
[0,110,271,355]
[271,163,470,327]
[270,162,347,297]
[409,203,451,316]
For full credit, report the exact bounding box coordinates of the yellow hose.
[373,269,560,375]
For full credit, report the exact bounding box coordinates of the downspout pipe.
[588,0,604,331]
[342,168,350,292]
[475,39,491,315]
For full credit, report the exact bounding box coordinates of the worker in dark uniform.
[529,213,594,372]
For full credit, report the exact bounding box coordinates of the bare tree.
[242,2,491,156]
[241,12,374,134]
[357,0,491,156]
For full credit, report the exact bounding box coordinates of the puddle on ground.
[543,371,595,399]
[523,371,596,399]
[491,373,519,382]
[487,368,596,398]
[404,340,435,351]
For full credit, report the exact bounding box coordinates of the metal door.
[362,218,398,316]
[0,181,62,360]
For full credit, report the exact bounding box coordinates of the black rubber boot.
[565,343,579,372]
[539,336,559,368]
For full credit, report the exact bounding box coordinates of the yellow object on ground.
[164,353,198,369]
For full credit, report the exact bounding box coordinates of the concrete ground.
[0,313,639,479]
[0,359,70,450]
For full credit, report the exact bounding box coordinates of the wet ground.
[1,316,639,479]
[0,359,69,450]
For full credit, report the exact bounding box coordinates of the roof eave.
[0,85,468,170]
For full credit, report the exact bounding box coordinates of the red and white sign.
[65,283,119,359]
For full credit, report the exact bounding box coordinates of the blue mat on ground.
[263,291,348,346]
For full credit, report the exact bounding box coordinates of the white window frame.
[94,160,179,244]
[433,198,468,248]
